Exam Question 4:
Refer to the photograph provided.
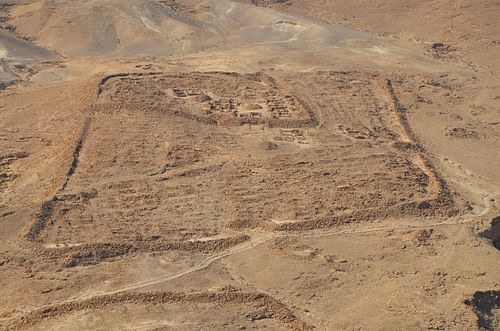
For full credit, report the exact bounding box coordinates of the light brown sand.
[0,1,499,330]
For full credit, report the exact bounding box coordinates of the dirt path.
[10,216,474,318]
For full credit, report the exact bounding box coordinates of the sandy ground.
[0,0,499,330]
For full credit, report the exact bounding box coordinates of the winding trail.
[53,217,472,305]
[3,216,477,329]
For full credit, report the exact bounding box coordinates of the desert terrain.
[0,0,499,330]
